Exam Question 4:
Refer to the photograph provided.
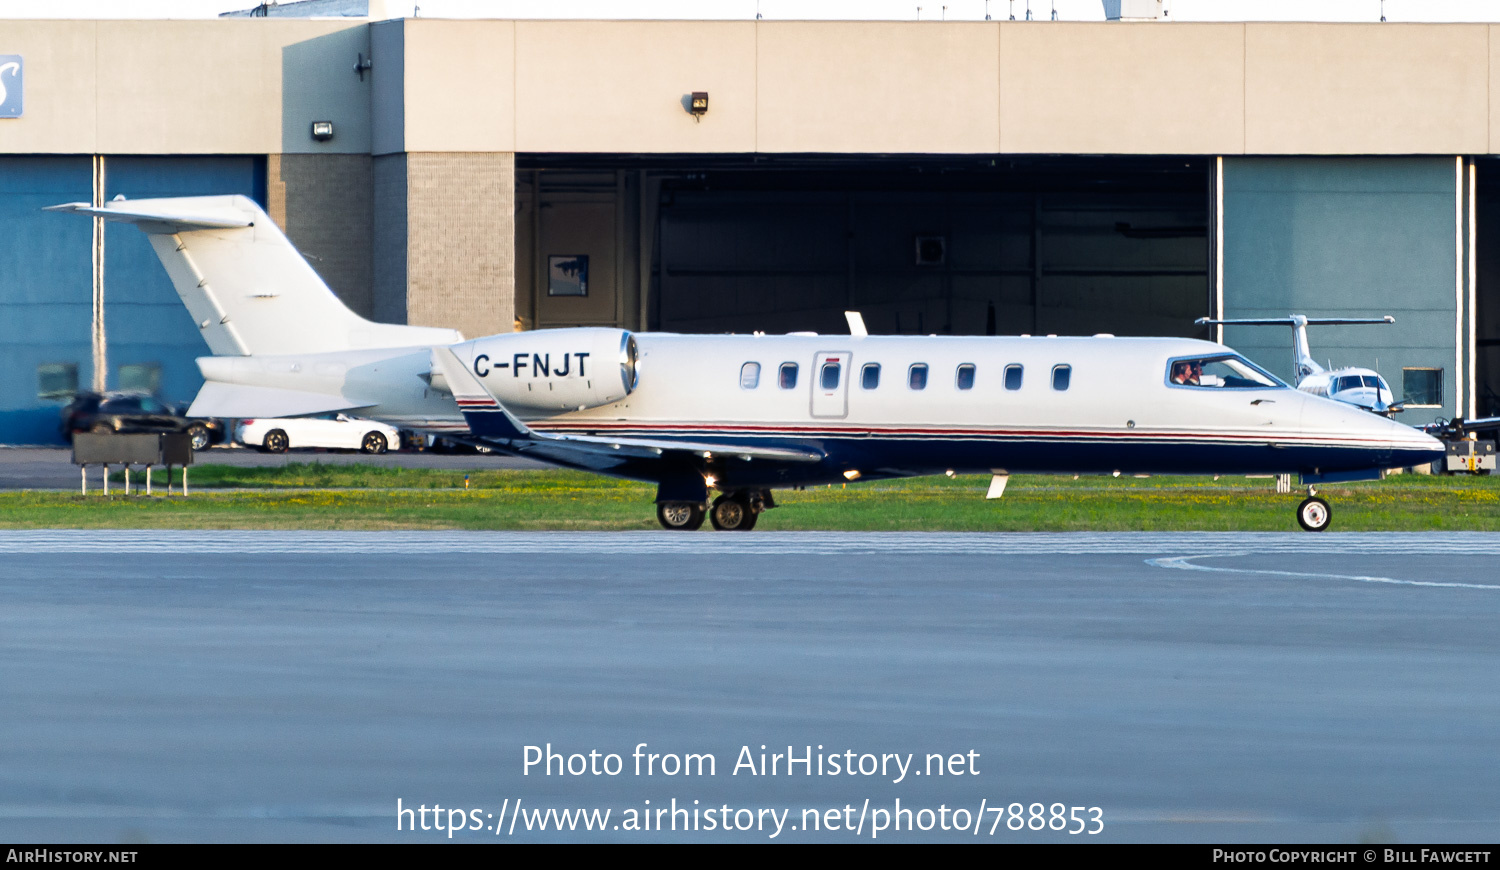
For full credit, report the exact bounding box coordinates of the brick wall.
[371,154,409,325]
[267,153,375,319]
[404,152,515,339]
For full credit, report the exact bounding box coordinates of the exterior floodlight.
[310,121,334,142]
[689,92,708,121]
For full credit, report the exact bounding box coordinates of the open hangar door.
[516,155,1210,340]
[650,157,1209,338]
[1476,157,1500,418]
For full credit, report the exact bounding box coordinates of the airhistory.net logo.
[0,56,23,118]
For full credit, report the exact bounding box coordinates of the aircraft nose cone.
[1387,424,1446,469]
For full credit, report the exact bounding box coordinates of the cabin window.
[1166,355,1284,389]
[908,364,929,390]
[779,362,799,390]
[1402,367,1443,407]
[1052,365,1071,391]
[861,363,881,390]
[955,364,976,390]
[820,360,842,390]
[739,362,761,390]
[1004,364,1023,391]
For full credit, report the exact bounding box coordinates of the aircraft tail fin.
[45,195,463,356]
[1289,315,1320,381]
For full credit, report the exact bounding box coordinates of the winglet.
[431,347,532,440]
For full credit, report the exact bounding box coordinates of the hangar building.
[1,13,1497,443]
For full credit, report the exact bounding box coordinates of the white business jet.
[1195,314,1402,414]
[47,195,1443,532]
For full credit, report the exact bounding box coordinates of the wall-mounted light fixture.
[310,121,334,142]
[688,91,708,122]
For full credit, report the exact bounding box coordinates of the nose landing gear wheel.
[656,501,706,531]
[1296,496,1332,532]
[709,493,758,531]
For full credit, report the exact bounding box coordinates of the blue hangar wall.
[0,156,264,445]
[1221,157,1463,425]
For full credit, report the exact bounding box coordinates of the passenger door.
[810,352,852,418]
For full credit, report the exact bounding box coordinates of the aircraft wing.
[431,348,823,471]
[1424,416,1500,439]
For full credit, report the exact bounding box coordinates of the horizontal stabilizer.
[1197,316,1395,327]
[44,201,254,231]
[188,381,373,419]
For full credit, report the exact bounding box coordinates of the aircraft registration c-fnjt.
[46,195,1445,532]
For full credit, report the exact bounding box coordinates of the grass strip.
[16,466,1500,531]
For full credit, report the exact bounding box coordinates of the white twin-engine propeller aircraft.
[1196,314,1403,415]
[48,195,1444,532]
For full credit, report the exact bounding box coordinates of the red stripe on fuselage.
[522,420,1405,447]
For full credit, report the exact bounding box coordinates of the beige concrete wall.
[278,24,372,155]
[404,152,515,339]
[5,19,1500,158]
[999,23,1245,154]
[370,20,406,155]
[404,19,1500,157]
[756,22,999,153]
[406,20,515,152]
[0,21,99,153]
[266,153,375,318]
[513,20,753,153]
[1244,23,1490,155]
[1491,26,1500,156]
[0,19,370,155]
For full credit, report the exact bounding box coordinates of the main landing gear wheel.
[361,431,388,455]
[1297,496,1332,532]
[709,493,758,531]
[656,501,706,531]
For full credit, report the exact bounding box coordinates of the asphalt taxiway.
[1,531,1497,843]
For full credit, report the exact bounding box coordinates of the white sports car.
[235,414,401,454]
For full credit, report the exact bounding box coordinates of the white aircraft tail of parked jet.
[49,195,1444,531]
[45,195,461,358]
[1196,314,1402,414]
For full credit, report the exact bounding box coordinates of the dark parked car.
[60,391,225,450]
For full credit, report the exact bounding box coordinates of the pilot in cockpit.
[1170,360,1201,386]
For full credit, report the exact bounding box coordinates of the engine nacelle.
[441,328,638,411]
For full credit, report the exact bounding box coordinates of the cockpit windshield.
[1333,374,1387,393]
[1166,354,1286,390]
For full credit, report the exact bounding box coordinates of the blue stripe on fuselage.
[458,414,1437,489]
